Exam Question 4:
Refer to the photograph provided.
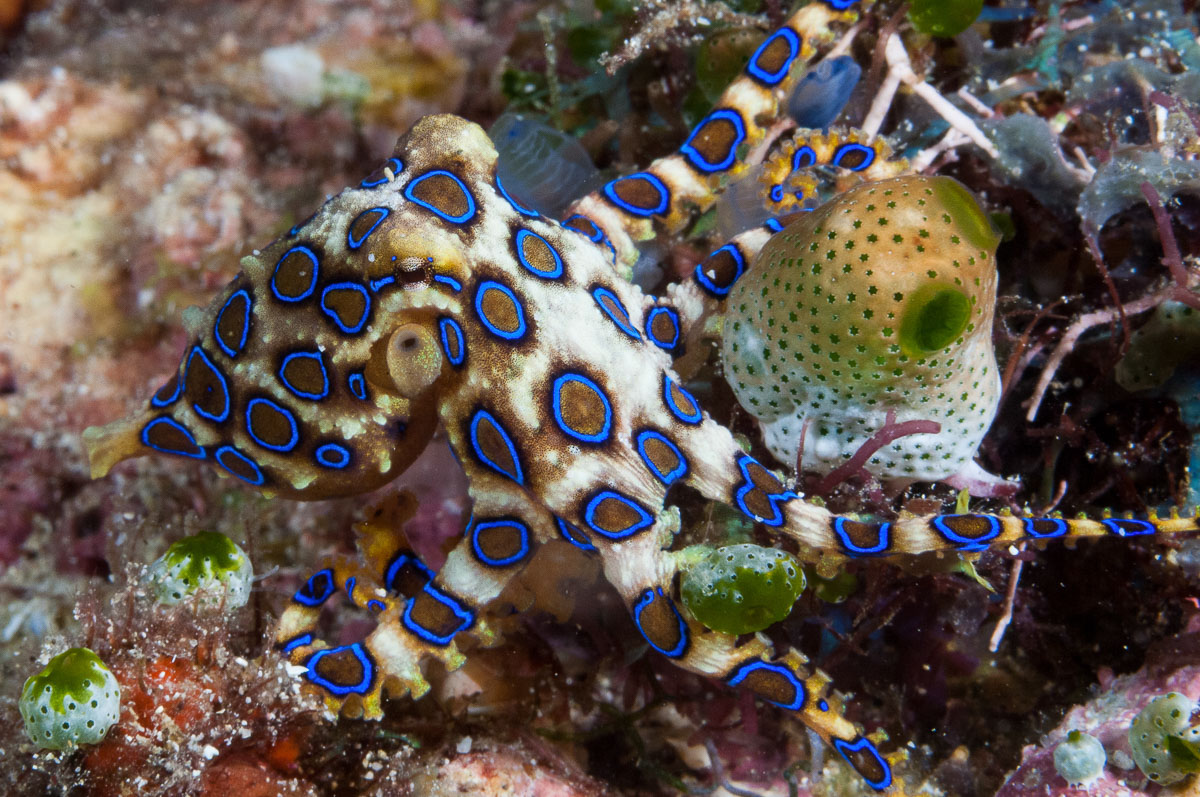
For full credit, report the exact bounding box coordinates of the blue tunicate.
[489,112,602,218]
[786,56,861,129]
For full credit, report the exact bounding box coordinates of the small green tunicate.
[1053,730,1106,787]
[146,531,253,608]
[681,544,805,635]
[20,647,121,750]
[908,0,984,37]
[1129,692,1200,785]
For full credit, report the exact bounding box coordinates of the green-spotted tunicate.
[1053,730,1106,787]
[680,544,805,635]
[20,647,121,750]
[722,175,1002,482]
[146,531,253,608]
[1129,692,1200,785]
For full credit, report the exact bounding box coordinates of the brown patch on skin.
[473,520,527,564]
[472,412,521,479]
[215,289,250,356]
[835,519,889,552]
[272,247,318,300]
[280,353,327,398]
[666,380,699,419]
[556,377,608,440]
[588,494,644,535]
[754,33,796,76]
[934,515,997,543]
[143,417,203,456]
[688,114,740,166]
[609,175,666,214]
[641,435,682,479]
[409,173,473,221]
[738,665,801,707]
[518,230,561,277]
[248,399,296,449]
[348,208,388,248]
[563,216,601,239]
[384,551,432,597]
[477,284,523,336]
[311,646,372,691]
[217,447,262,483]
[321,285,368,332]
[637,591,685,654]
[698,247,742,292]
[407,588,470,639]
[184,349,229,421]
[737,460,786,519]
[834,146,868,170]
[649,311,678,346]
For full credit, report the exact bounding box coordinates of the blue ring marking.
[680,108,747,173]
[438,317,466,367]
[279,350,330,401]
[591,286,641,341]
[215,445,265,486]
[305,643,373,696]
[734,454,797,527]
[833,517,892,556]
[367,599,385,612]
[318,282,371,334]
[473,280,527,340]
[213,288,251,358]
[281,633,312,655]
[552,373,613,444]
[293,568,335,607]
[769,184,785,203]
[633,587,688,659]
[827,0,860,9]
[369,275,395,293]
[1103,518,1156,537]
[315,442,351,469]
[663,375,703,425]
[270,245,319,303]
[931,514,1002,551]
[515,228,564,279]
[832,737,893,792]
[433,274,462,292]
[185,346,231,423]
[563,214,603,242]
[635,429,688,486]
[496,174,538,217]
[288,211,315,237]
[345,576,357,601]
[693,242,747,298]
[791,145,817,172]
[360,156,403,188]
[645,306,680,350]
[583,490,654,540]
[401,584,474,646]
[140,417,205,459]
[245,396,300,452]
[555,516,596,552]
[469,408,525,485]
[384,552,435,594]
[347,371,368,401]
[818,699,829,712]
[747,27,800,86]
[150,375,183,408]
[403,169,477,224]
[832,142,876,171]
[726,660,806,711]
[346,207,390,250]
[469,518,531,567]
[765,217,784,233]
[1023,517,1068,539]
[602,172,670,217]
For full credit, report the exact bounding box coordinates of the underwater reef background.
[1,0,1200,794]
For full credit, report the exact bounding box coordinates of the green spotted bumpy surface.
[722,175,1002,481]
